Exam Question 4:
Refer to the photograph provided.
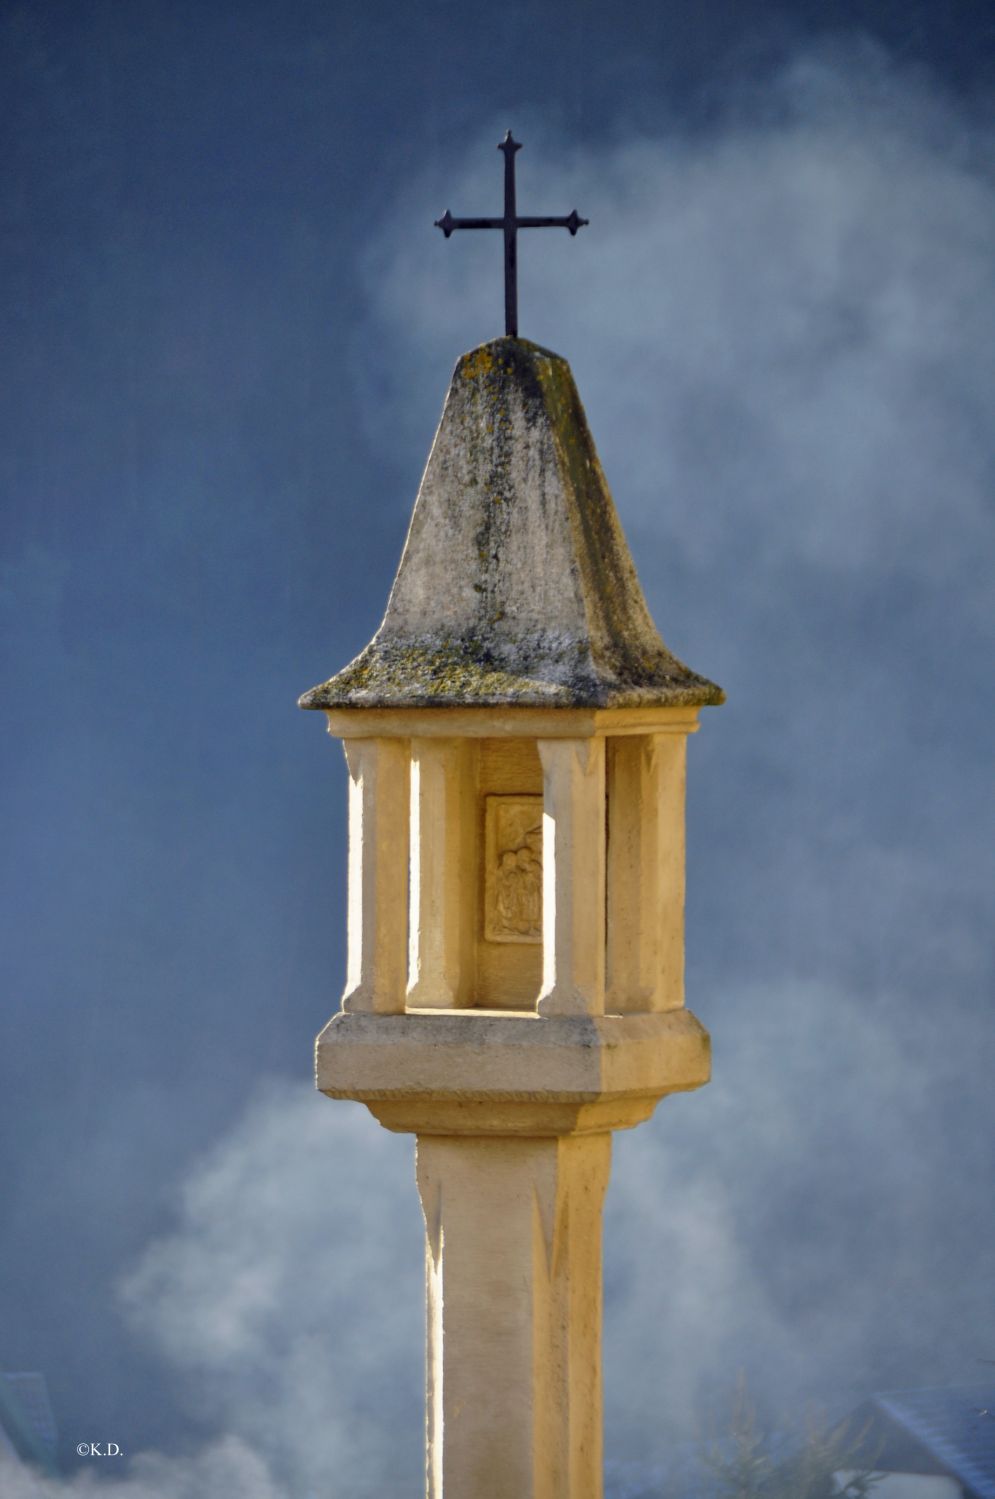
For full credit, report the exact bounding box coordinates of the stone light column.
[300,337,723,1499]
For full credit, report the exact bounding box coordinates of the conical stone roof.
[300,337,723,710]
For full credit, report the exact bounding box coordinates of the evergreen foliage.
[697,1375,881,1499]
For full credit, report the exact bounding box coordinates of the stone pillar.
[341,737,410,1014]
[417,1131,611,1499]
[537,738,606,1017]
[407,738,475,1009]
[305,331,722,1499]
[606,733,687,1013]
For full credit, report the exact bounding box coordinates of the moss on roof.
[300,337,724,711]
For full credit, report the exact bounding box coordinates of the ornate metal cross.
[435,131,588,338]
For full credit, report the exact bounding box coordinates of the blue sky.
[1,3,993,1493]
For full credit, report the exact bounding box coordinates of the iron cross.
[435,131,588,338]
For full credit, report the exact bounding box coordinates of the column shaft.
[606,733,686,1013]
[408,739,476,1008]
[651,733,686,1012]
[417,1133,611,1499]
[341,737,410,1014]
[536,738,606,1017]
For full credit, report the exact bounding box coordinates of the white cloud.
[16,979,991,1494]
[97,974,990,1487]
[363,42,995,623]
[604,974,995,1453]
[119,1085,422,1498]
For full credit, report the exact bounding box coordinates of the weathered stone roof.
[300,337,723,710]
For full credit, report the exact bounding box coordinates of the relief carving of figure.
[494,823,542,938]
[485,797,543,943]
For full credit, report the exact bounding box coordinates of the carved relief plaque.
[484,795,543,944]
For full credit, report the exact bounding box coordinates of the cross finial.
[435,132,588,338]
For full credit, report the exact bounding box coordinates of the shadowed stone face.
[300,337,723,709]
